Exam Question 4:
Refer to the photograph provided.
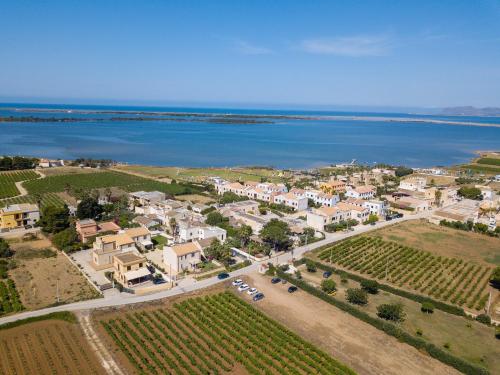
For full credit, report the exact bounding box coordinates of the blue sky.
[1,0,500,109]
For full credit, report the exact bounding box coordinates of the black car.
[271,277,281,284]
[253,293,265,301]
[323,271,332,278]
[153,278,166,285]
[217,272,230,280]
[288,286,298,293]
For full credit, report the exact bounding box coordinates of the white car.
[238,283,249,292]
[232,279,243,286]
[247,288,258,295]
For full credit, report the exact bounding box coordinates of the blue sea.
[1,103,499,169]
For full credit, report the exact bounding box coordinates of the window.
[127,266,131,271]
[139,263,143,267]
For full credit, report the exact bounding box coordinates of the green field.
[476,157,500,166]
[115,165,288,183]
[0,170,39,199]
[0,279,24,316]
[0,193,65,209]
[24,171,204,196]
[316,236,492,311]
[101,292,355,375]
[461,164,500,174]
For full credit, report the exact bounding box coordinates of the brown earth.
[9,237,101,310]
[0,320,106,375]
[243,272,460,375]
[368,219,500,265]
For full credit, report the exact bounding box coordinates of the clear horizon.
[1,1,500,108]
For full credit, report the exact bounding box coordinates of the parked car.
[247,287,258,295]
[288,286,298,293]
[238,283,249,292]
[146,264,156,273]
[153,278,166,285]
[217,272,230,280]
[271,277,281,284]
[323,271,332,278]
[253,293,265,301]
[232,279,243,286]
[281,279,287,284]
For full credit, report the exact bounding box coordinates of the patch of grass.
[461,164,500,174]
[14,248,57,260]
[476,158,500,166]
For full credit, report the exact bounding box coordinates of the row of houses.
[306,199,387,231]
[0,203,40,230]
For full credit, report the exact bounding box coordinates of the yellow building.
[0,203,40,230]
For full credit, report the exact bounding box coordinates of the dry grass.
[368,219,500,265]
[8,237,101,310]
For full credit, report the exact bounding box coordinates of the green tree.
[321,279,337,293]
[76,196,103,219]
[52,227,79,251]
[38,205,70,233]
[434,189,442,207]
[260,219,291,251]
[205,211,225,226]
[204,239,232,265]
[305,259,317,272]
[395,166,413,177]
[490,266,500,289]
[420,302,434,314]
[346,288,368,305]
[377,303,406,322]
[0,239,13,258]
[237,225,253,248]
[364,214,378,225]
[457,186,482,200]
[360,279,379,294]
[475,314,491,325]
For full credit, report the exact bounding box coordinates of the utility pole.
[56,280,60,303]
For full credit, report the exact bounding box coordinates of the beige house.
[91,227,152,269]
[163,242,202,279]
[113,252,150,286]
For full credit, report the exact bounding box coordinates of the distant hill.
[441,106,500,116]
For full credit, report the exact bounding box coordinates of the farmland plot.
[0,192,64,208]
[0,318,105,375]
[0,170,39,199]
[101,292,355,375]
[317,236,493,311]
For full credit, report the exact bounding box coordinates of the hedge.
[295,258,466,317]
[276,269,489,375]
[0,311,77,330]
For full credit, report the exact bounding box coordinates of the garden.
[100,292,355,375]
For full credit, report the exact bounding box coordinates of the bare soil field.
[175,193,215,204]
[9,237,101,310]
[244,273,460,375]
[0,319,105,375]
[298,265,500,373]
[369,219,500,265]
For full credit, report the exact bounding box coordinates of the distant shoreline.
[1,107,500,128]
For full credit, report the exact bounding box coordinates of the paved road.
[0,211,432,325]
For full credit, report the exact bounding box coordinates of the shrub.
[377,303,405,322]
[421,302,434,314]
[475,314,491,325]
[360,279,379,294]
[321,279,337,294]
[495,326,500,340]
[490,266,500,289]
[443,342,451,350]
[346,288,368,305]
[305,259,317,273]
[416,328,423,336]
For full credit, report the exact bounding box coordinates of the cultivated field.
[23,170,204,196]
[8,237,101,310]
[115,165,289,183]
[0,279,23,316]
[316,236,493,310]
[99,291,355,375]
[368,219,500,265]
[0,313,105,375]
[0,169,39,199]
[298,266,500,373]
[0,192,65,208]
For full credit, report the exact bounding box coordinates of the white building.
[399,177,427,192]
[273,192,308,211]
[363,200,388,218]
[291,188,339,207]
[345,185,375,200]
[163,242,202,277]
[129,191,166,206]
[178,223,226,243]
